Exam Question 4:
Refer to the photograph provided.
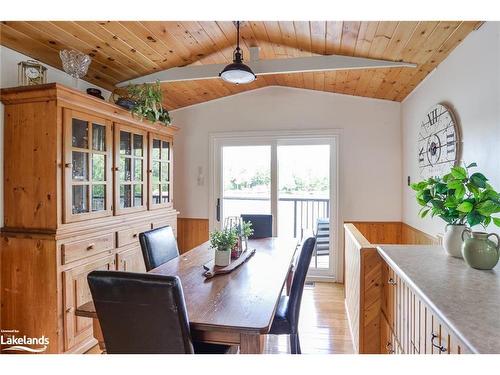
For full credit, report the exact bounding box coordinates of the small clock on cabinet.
[418,103,460,178]
[18,60,47,86]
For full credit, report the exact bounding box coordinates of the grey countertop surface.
[376,245,500,354]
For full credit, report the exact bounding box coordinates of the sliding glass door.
[211,132,338,279]
[277,143,331,272]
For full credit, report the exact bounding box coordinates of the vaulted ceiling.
[0,21,482,109]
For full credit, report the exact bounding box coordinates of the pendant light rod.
[236,21,240,49]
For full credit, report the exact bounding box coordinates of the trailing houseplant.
[210,227,238,266]
[411,163,500,258]
[127,81,171,126]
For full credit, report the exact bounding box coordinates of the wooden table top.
[76,237,299,334]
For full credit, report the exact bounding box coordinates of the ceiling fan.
[116,21,417,87]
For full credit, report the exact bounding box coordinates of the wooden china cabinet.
[0,83,178,353]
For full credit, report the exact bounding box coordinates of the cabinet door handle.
[86,243,95,250]
[65,163,73,168]
[431,333,447,353]
[66,307,73,313]
[132,233,138,238]
[388,278,397,286]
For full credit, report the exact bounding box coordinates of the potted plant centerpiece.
[210,227,238,267]
[411,163,500,262]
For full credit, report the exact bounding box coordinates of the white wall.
[171,86,402,222]
[402,22,500,237]
[0,46,110,227]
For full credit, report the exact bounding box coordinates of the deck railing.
[223,196,329,238]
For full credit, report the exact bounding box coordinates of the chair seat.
[269,295,292,335]
[193,341,236,354]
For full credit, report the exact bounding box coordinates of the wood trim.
[176,218,209,254]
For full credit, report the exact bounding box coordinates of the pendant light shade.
[219,21,256,84]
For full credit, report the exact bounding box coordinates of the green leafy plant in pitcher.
[411,163,500,261]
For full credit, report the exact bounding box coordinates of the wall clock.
[418,103,460,178]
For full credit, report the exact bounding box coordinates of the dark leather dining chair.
[268,237,316,354]
[240,214,273,238]
[139,225,179,271]
[87,270,235,354]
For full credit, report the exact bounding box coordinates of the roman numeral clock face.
[418,104,460,178]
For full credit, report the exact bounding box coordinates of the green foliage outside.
[411,163,500,228]
[225,168,328,194]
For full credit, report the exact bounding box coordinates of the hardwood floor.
[85,282,353,354]
[264,282,354,354]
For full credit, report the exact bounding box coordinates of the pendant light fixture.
[219,21,256,84]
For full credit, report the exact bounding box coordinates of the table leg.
[239,333,264,354]
[92,318,106,353]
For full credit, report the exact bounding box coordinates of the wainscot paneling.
[176,218,209,254]
[401,222,441,245]
[350,222,402,244]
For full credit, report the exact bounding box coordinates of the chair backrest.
[240,214,273,238]
[287,237,316,332]
[87,270,194,354]
[139,225,179,271]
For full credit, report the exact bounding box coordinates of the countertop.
[377,245,500,354]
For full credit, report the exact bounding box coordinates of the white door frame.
[209,129,343,282]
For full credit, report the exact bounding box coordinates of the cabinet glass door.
[63,109,112,223]
[149,134,173,209]
[115,124,147,214]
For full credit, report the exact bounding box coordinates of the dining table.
[76,237,300,354]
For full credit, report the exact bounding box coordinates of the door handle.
[216,198,221,222]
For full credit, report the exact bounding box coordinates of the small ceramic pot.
[214,248,231,267]
[443,224,467,258]
[461,229,500,270]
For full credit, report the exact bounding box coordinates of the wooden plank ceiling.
[0,21,481,109]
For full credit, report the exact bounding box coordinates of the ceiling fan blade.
[116,54,416,87]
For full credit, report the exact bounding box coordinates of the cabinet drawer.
[62,233,115,265]
[116,224,151,248]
